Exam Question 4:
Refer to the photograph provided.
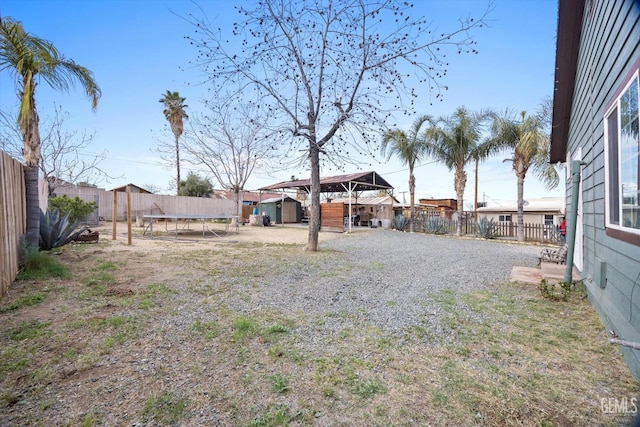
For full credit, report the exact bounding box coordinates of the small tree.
[185,0,490,251]
[178,172,213,197]
[48,195,97,223]
[184,100,275,219]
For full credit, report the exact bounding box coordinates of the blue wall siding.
[566,0,640,378]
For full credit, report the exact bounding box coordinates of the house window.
[544,215,554,225]
[604,71,640,235]
[498,214,512,222]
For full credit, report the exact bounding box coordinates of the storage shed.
[259,196,302,224]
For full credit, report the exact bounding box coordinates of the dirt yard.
[1,222,638,426]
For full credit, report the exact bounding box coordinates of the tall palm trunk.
[22,95,42,247]
[516,173,526,242]
[175,133,181,195]
[306,142,320,251]
[454,167,467,236]
[24,166,40,246]
[408,170,415,233]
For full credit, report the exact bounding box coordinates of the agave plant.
[392,215,408,231]
[423,217,446,234]
[39,209,88,250]
[476,217,498,239]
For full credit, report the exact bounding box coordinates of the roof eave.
[550,0,586,163]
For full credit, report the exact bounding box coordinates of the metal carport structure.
[258,171,395,231]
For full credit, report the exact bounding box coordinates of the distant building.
[418,198,457,219]
[477,198,565,226]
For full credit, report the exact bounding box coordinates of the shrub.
[392,215,408,231]
[40,209,88,250]
[539,279,573,302]
[48,195,96,223]
[475,217,498,239]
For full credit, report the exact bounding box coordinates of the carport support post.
[112,189,117,240]
[127,185,132,245]
[564,160,583,283]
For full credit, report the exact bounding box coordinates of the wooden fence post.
[127,185,132,245]
[112,190,117,240]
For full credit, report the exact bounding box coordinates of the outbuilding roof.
[260,195,299,204]
[328,195,399,205]
[477,197,565,214]
[258,171,394,193]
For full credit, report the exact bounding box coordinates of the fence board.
[0,151,26,296]
[54,185,236,221]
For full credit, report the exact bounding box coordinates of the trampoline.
[142,214,239,238]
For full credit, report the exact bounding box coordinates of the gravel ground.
[218,229,542,343]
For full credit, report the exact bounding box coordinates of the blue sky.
[0,0,563,206]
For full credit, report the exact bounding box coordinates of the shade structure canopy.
[258,171,394,194]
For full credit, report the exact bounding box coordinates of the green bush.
[48,195,96,223]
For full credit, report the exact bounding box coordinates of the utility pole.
[399,191,407,204]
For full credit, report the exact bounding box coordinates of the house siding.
[565,0,640,378]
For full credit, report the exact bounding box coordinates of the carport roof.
[258,171,394,193]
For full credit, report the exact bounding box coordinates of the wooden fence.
[54,185,237,222]
[1,151,54,296]
[412,217,562,243]
[0,151,26,296]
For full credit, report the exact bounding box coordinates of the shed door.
[282,202,296,223]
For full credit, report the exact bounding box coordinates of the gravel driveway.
[222,229,542,341]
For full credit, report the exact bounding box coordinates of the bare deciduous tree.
[142,183,162,194]
[184,99,276,219]
[0,105,115,196]
[185,0,490,250]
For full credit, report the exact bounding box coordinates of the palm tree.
[424,107,498,236]
[490,109,559,242]
[159,90,188,195]
[0,16,101,248]
[381,115,430,233]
